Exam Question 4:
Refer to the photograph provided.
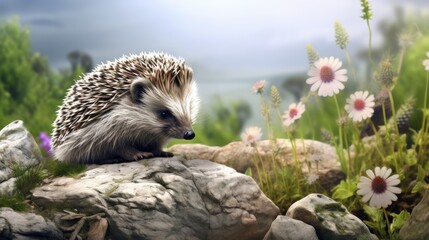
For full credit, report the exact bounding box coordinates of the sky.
[0,0,428,103]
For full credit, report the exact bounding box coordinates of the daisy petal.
[366,169,375,179]
[361,191,373,203]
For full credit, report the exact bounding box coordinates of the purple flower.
[39,132,52,156]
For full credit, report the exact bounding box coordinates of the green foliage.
[0,194,28,212]
[44,159,86,177]
[390,210,410,236]
[394,36,429,130]
[363,205,387,239]
[13,164,47,196]
[332,178,358,200]
[170,97,251,146]
[241,7,429,239]
[0,18,84,136]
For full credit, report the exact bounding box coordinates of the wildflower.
[398,32,413,49]
[360,0,373,21]
[241,126,262,145]
[283,102,305,127]
[337,115,349,128]
[306,44,320,66]
[334,21,349,50]
[423,52,429,71]
[388,97,415,133]
[271,86,281,107]
[306,173,319,185]
[357,166,401,208]
[252,80,266,94]
[375,59,395,88]
[306,57,348,97]
[345,91,375,122]
[39,132,53,156]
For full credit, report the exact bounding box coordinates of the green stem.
[287,131,301,186]
[397,47,405,75]
[333,95,344,149]
[369,122,387,163]
[424,72,429,110]
[344,48,357,82]
[254,145,271,189]
[333,95,349,177]
[383,208,392,240]
[388,91,400,172]
[418,72,429,161]
[381,101,389,135]
[366,19,374,64]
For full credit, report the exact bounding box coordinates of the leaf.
[390,210,410,233]
[332,179,358,200]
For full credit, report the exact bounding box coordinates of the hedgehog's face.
[130,77,200,140]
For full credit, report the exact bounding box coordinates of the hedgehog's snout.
[183,130,195,140]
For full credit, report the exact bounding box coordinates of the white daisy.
[241,126,262,145]
[282,102,305,127]
[423,52,429,71]
[357,166,401,208]
[252,80,266,94]
[306,57,348,97]
[345,91,375,122]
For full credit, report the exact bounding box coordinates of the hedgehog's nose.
[183,130,195,140]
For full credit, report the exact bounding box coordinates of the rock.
[263,215,319,240]
[399,189,429,240]
[286,193,378,240]
[0,120,42,183]
[0,207,63,239]
[169,139,344,192]
[169,139,339,173]
[32,157,279,240]
[0,178,16,195]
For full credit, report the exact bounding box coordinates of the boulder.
[0,207,63,239]
[263,215,319,240]
[0,120,42,183]
[286,193,378,240]
[32,157,280,240]
[169,139,339,173]
[399,189,429,240]
[0,178,16,196]
[169,139,344,192]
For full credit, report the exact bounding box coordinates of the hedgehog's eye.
[159,110,173,119]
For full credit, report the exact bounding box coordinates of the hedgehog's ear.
[130,77,149,103]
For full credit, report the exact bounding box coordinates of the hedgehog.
[51,52,200,164]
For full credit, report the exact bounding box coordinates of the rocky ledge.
[31,157,279,239]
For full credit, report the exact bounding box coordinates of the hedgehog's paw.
[120,150,153,161]
[132,151,154,160]
[153,151,174,158]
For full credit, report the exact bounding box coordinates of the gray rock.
[263,215,319,240]
[0,178,16,195]
[0,120,42,183]
[286,193,378,240]
[399,189,429,240]
[169,139,345,192]
[0,207,63,239]
[32,158,280,240]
